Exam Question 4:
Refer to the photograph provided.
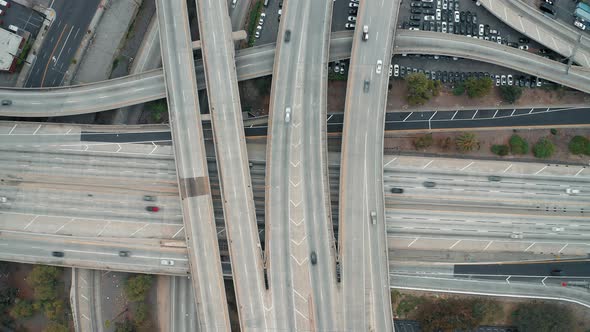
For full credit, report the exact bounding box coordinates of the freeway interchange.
[1,0,590,330]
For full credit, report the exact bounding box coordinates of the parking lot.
[523,0,590,36]
[0,1,43,38]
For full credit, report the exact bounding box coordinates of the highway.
[4,31,590,117]
[337,0,399,331]
[194,0,267,329]
[264,0,339,330]
[478,0,590,68]
[154,0,231,329]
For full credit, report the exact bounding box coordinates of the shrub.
[509,135,529,155]
[568,136,589,155]
[455,133,480,152]
[464,77,493,98]
[439,137,452,151]
[550,128,558,135]
[491,144,509,156]
[27,265,61,301]
[413,134,433,149]
[499,85,523,103]
[533,138,555,158]
[405,73,441,105]
[134,302,149,324]
[43,322,69,332]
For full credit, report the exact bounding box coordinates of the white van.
[8,25,18,33]
[0,1,10,7]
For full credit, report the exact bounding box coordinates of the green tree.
[149,99,168,122]
[124,274,153,302]
[464,77,493,98]
[405,73,441,105]
[568,136,589,155]
[499,85,523,103]
[0,287,18,312]
[115,319,136,332]
[513,301,574,332]
[533,138,555,158]
[455,132,480,152]
[452,83,465,96]
[9,299,34,319]
[42,299,65,320]
[27,265,61,301]
[509,135,529,154]
[413,134,433,149]
[43,322,69,332]
[134,302,149,324]
[491,144,509,156]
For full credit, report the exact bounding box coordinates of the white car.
[442,0,447,9]
[255,31,260,38]
[376,60,382,74]
[551,227,564,232]
[347,16,357,22]
[409,27,420,30]
[495,75,500,86]
[388,64,393,77]
[519,45,529,50]
[285,107,291,123]
[497,36,502,44]
[334,63,340,73]
[424,15,435,21]
[507,74,513,86]
[256,24,262,31]
[566,188,580,194]
[0,197,6,203]
[510,233,523,239]
[441,21,447,33]
[436,8,441,20]
[345,22,355,29]
[501,75,506,85]
[349,2,358,7]
[574,20,587,30]
[478,24,484,36]
[393,64,399,77]
[454,10,460,22]
[161,259,175,266]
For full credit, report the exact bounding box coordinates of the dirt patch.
[392,289,590,331]
[387,79,590,111]
[384,127,590,165]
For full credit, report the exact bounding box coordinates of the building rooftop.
[0,28,23,72]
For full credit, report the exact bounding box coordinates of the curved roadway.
[2,31,590,117]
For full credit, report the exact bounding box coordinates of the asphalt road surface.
[25,0,101,87]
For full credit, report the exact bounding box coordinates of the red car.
[146,206,159,212]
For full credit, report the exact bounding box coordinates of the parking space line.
[472,110,478,119]
[559,243,568,253]
[524,242,535,252]
[460,162,474,171]
[451,110,458,120]
[534,166,547,175]
[449,240,461,249]
[407,237,419,247]
[493,110,498,118]
[510,109,516,116]
[542,276,548,286]
[422,160,434,169]
[528,108,534,114]
[574,168,584,177]
[483,241,493,251]
[502,164,512,173]
[403,112,413,122]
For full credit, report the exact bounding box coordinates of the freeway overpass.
[2,31,590,117]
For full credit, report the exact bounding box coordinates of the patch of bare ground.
[387,79,590,111]
[384,127,590,165]
[392,289,590,331]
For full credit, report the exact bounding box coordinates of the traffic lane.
[455,259,590,277]
[25,0,101,87]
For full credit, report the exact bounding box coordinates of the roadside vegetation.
[112,274,154,331]
[247,0,264,47]
[499,85,523,104]
[405,73,441,105]
[148,99,168,122]
[391,291,580,332]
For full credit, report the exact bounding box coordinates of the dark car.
[391,188,404,194]
[363,80,370,93]
[409,20,420,27]
[410,8,422,14]
[349,8,358,15]
[519,37,530,44]
[423,181,436,188]
[146,206,160,212]
[1,100,11,106]
[410,2,422,7]
[284,29,291,42]
[52,251,64,257]
[460,11,466,22]
[471,13,477,24]
[410,15,421,21]
[550,269,564,276]
[424,9,435,14]
[488,176,502,182]
[119,251,130,257]
[310,251,317,265]
[422,2,433,8]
